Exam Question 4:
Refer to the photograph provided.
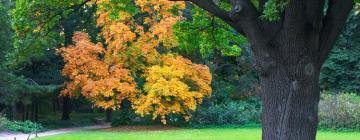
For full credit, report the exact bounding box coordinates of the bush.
[0,113,9,130]
[318,92,360,130]
[4,120,44,133]
[190,98,261,126]
[111,110,161,126]
[111,111,133,126]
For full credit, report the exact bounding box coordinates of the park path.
[0,124,111,140]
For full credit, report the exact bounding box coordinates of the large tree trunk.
[187,0,354,139]
[259,61,321,140]
[251,22,324,139]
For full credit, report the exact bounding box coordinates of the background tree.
[9,0,100,121]
[320,5,360,93]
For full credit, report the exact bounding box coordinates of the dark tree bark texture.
[172,0,355,139]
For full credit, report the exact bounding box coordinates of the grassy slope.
[33,128,360,140]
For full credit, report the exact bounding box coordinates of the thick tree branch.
[172,0,268,55]
[301,0,325,54]
[171,0,244,34]
[305,0,325,30]
[283,0,307,35]
[228,0,266,48]
[318,0,354,63]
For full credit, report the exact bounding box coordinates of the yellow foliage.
[59,0,211,123]
[133,54,212,123]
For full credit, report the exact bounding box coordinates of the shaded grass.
[38,112,105,130]
[33,127,360,140]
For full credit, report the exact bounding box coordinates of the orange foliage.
[59,0,211,123]
[58,32,137,110]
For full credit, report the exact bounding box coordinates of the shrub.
[111,111,134,126]
[190,98,261,126]
[318,92,360,130]
[0,113,9,130]
[4,120,44,133]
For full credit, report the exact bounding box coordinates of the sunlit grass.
[32,127,360,140]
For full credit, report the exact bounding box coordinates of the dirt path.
[0,124,111,140]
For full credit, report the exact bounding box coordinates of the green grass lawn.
[32,127,360,140]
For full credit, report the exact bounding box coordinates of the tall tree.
[10,0,99,120]
[176,0,356,140]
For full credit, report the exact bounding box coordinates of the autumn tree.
[58,0,212,124]
[176,0,357,140]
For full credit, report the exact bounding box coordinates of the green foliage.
[320,7,360,93]
[173,5,259,127]
[261,1,358,21]
[0,68,31,104]
[208,45,259,103]
[4,120,44,133]
[210,80,238,103]
[7,0,94,68]
[98,0,139,20]
[0,2,13,63]
[261,0,287,21]
[318,92,360,130]
[0,113,8,131]
[190,99,261,126]
[0,67,62,105]
[173,6,246,60]
[15,49,66,85]
[111,111,134,126]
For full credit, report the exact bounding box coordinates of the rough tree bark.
[174,0,355,139]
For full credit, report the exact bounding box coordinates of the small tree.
[58,0,212,124]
